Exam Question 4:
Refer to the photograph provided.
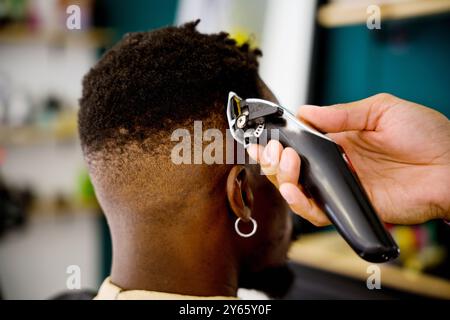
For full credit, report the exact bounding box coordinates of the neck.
[108,213,239,297]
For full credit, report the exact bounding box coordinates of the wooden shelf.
[0,24,112,47]
[0,109,79,147]
[318,0,450,27]
[0,125,78,147]
[29,198,100,217]
[289,231,450,299]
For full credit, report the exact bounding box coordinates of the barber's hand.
[248,93,450,226]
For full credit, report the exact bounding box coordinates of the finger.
[297,93,396,133]
[279,183,331,227]
[247,144,262,163]
[277,147,301,186]
[260,140,283,176]
[247,143,279,187]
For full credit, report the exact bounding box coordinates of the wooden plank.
[289,231,450,299]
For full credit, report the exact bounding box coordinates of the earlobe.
[226,165,253,221]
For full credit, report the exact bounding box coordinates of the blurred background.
[0,0,449,299]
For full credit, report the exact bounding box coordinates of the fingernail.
[262,145,271,165]
[247,144,258,161]
[297,105,320,116]
[280,184,295,204]
[279,152,293,173]
[264,142,278,167]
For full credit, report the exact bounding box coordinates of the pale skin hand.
[247,93,450,226]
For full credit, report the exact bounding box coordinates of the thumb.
[297,94,393,133]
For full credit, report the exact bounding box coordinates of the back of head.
[78,20,263,219]
[79,22,293,297]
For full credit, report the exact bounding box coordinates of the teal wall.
[99,0,178,39]
[319,14,450,117]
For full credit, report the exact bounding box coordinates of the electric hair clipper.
[226,92,399,262]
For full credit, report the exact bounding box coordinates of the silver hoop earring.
[235,217,257,238]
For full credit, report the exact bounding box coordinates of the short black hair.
[78,20,263,154]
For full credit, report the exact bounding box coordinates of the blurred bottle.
[0,0,28,26]
[391,223,446,273]
[27,0,59,32]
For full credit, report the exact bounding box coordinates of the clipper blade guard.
[227,92,282,148]
[226,91,400,263]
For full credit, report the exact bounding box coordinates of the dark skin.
[107,86,292,297]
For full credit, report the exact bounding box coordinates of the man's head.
[78,21,292,297]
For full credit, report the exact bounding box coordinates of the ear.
[226,165,254,222]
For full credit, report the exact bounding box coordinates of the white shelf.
[0,125,78,147]
[318,0,450,27]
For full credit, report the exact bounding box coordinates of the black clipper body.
[226,92,399,263]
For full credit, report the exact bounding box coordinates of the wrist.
[436,174,450,220]
[424,170,450,221]
[443,168,450,219]
[442,200,450,221]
